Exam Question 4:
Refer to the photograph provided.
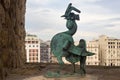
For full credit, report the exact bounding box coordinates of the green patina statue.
[50,3,94,76]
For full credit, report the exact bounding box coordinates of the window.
[32,41,35,43]
[29,57,31,60]
[36,41,38,43]
[113,51,115,54]
[29,53,32,56]
[95,49,96,51]
[33,53,35,56]
[111,55,113,57]
[36,49,38,52]
[36,57,38,60]
[105,63,106,66]
[28,41,31,43]
[29,49,31,52]
[117,42,119,45]
[111,46,112,48]
[36,54,38,56]
[33,57,34,60]
[88,63,90,65]
[32,49,34,52]
[95,56,97,59]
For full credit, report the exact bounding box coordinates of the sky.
[25,0,120,41]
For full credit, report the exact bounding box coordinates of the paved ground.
[6,63,120,80]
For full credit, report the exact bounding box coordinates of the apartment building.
[86,40,100,65]
[25,34,120,66]
[99,35,120,66]
[40,42,51,63]
[25,34,40,63]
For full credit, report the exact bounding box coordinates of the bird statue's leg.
[56,56,64,73]
[57,56,64,65]
[80,56,86,76]
[72,63,76,73]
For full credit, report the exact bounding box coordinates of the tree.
[0,0,26,79]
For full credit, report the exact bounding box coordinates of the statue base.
[44,71,98,80]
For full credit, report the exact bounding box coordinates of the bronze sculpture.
[50,3,94,76]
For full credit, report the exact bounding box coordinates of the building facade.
[25,34,40,63]
[86,40,100,65]
[40,42,51,63]
[99,35,120,66]
[25,34,120,66]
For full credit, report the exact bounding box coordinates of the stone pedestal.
[23,74,98,80]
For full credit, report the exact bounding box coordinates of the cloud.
[27,0,57,6]
[73,31,99,41]
[25,0,120,41]
[94,0,120,13]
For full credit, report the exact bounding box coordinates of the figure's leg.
[80,56,86,75]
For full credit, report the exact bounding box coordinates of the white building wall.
[25,34,40,63]
[26,49,29,62]
[86,40,100,65]
[99,35,120,66]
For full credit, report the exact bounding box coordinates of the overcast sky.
[25,0,120,41]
